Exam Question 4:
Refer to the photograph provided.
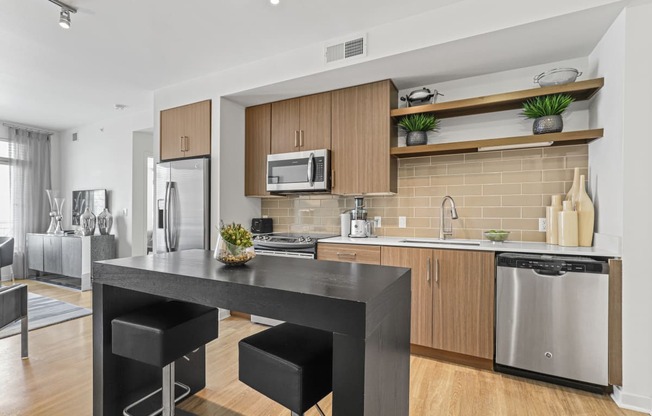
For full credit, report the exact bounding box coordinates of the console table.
[27,233,115,291]
[92,250,411,416]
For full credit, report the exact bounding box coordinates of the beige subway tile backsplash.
[260,145,587,242]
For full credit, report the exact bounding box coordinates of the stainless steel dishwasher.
[495,253,609,389]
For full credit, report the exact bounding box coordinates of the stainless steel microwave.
[266,149,330,193]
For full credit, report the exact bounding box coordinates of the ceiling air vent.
[324,34,367,64]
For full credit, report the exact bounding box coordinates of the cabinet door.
[381,246,434,347]
[432,249,495,359]
[299,92,331,151]
[160,106,186,161]
[271,99,301,154]
[357,80,397,194]
[331,86,359,195]
[245,104,272,197]
[43,236,62,275]
[182,100,211,158]
[61,237,82,278]
[27,234,44,272]
[331,80,397,195]
[317,243,380,265]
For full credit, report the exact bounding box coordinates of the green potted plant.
[521,93,575,134]
[398,114,440,146]
[214,222,255,266]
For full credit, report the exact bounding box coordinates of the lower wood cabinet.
[381,246,495,360]
[317,243,380,265]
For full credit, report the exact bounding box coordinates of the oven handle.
[307,152,315,186]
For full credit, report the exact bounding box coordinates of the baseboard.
[218,309,231,321]
[410,345,493,371]
[612,386,652,414]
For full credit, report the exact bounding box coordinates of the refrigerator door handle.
[168,182,179,251]
[164,182,172,252]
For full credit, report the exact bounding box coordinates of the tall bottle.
[565,167,581,209]
[576,175,595,247]
[558,200,578,247]
[546,194,563,245]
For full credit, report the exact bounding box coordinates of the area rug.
[0,292,92,339]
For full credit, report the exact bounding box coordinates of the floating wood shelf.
[391,78,604,119]
[390,129,604,158]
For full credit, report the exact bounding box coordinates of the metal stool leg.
[162,362,175,416]
[20,315,28,359]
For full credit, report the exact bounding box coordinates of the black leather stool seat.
[112,301,218,367]
[239,323,333,415]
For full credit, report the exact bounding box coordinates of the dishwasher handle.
[533,269,567,277]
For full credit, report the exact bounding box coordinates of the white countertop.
[319,236,620,257]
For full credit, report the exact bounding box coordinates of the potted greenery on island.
[398,113,440,146]
[521,93,575,134]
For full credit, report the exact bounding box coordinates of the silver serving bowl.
[534,68,582,87]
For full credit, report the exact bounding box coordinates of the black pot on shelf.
[406,131,428,146]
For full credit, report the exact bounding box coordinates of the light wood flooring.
[0,280,642,416]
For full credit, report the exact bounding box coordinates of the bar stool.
[239,322,333,416]
[112,301,219,416]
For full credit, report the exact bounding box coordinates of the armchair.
[0,284,28,358]
[0,237,14,284]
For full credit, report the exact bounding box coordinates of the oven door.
[266,149,329,192]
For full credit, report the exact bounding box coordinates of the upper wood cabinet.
[381,246,495,360]
[245,104,272,197]
[331,80,397,195]
[160,100,211,161]
[271,92,331,154]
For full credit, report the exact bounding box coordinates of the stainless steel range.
[253,233,336,259]
[251,232,337,326]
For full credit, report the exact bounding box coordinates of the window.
[0,139,10,235]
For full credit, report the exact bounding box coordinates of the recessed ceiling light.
[114,104,128,111]
[270,0,280,5]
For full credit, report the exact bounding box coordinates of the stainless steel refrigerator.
[155,158,210,253]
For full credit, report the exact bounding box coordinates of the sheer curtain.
[8,128,51,278]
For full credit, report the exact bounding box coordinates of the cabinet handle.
[299,130,304,147]
[435,258,440,284]
[426,257,431,282]
[184,136,189,152]
[336,252,356,258]
[331,170,335,188]
[294,131,299,148]
[180,136,184,152]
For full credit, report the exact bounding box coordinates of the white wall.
[131,131,153,256]
[616,2,652,413]
[60,111,152,258]
[588,11,625,242]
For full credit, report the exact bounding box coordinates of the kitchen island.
[92,249,411,416]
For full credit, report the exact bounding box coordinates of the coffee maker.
[349,197,368,238]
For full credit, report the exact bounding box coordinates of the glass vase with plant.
[214,222,255,266]
[520,93,574,134]
[398,114,440,146]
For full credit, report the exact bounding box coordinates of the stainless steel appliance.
[495,253,609,389]
[266,149,329,193]
[349,197,367,238]
[251,232,337,326]
[251,218,273,234]
[155,158,210,253]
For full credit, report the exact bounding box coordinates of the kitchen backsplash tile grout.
[260,144,589,242]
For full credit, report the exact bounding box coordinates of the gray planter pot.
[533,115,563,134]
[406,131,428,146]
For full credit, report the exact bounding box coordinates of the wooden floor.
[0,280,642,416]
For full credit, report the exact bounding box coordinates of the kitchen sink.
[399,239,481,246]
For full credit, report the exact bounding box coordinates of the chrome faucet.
[439,196,459,240]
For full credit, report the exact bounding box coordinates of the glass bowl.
[214,236,255,266]
[484,230,510,242]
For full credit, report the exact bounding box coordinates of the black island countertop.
[92,249,412,416]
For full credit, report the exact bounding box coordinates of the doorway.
[132,130,154,256]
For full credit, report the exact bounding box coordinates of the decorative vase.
[80,207,96,236]
[532,115,563,134]
[558,200,578,247]
[576,175,595,247]
[214,235,255,266]
[406,131,428,146]
[565,167,581,209]
[546,194,563,245]
[54,197,65,236]
[97,208,113,235]
[46,189,57,234]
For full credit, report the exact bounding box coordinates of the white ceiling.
[0,0,463,131]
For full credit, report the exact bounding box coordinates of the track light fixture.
[48,0,77,29]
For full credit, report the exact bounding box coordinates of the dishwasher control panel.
[496,253,609,274]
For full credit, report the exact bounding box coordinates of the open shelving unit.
[390,78,604,158]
